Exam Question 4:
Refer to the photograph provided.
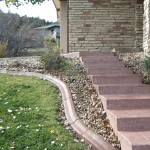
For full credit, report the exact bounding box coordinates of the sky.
[0,0,57,22]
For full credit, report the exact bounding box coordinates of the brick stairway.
[79,51,150,150]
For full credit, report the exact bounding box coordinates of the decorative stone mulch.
[0,56,45,73]
[118,52,150,83]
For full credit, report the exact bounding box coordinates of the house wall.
[60,1,68,52]
[135,4,143,48]
[53,27,60,44]
[69,0,137,52]
[143,0,150,52]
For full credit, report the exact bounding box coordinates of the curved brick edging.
[0,70,116,150]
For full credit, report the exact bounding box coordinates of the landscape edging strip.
[0,70,116,150]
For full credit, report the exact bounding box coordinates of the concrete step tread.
[108,109,150,118]
[85,67,129,71]
[103,94,150,100]
[86,66,128,69]
[91,74,141,77]
[96,84,145,87]
[83,59,122,64]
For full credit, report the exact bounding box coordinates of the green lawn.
[0,74,87,150]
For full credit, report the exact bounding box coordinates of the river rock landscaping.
[118,52,150,83]
[3,52,149,149]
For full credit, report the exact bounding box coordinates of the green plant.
[0,41,7,58]
[41,36,63,70]
[144,55,150,83]
[144,56,150,71]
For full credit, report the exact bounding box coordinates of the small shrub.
[144,55,150,83]
[0,41,7,58]
[144,56,150,71]
[41,36,63,70]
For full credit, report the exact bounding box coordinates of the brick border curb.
[0,70,116,150]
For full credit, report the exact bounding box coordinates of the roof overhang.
[52,0,60,21]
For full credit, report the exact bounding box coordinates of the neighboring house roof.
[34,22,60,30]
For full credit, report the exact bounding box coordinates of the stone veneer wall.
[143,0,150,52]
[69,0,137,52]
[135,4,144,48]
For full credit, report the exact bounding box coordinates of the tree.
[0,11,52,56]
[4,0,45,7]
[0,12,22,56]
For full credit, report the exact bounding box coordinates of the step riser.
[132,146,150,150]
[81,56,119,62]
[91,76,142,84]
[107,112,150,131]
[97,86,150,95]
[83,62,125,68]
[107,99,150,110]
[118,118,150,131]
[83,59,121,65]
[79,52,114,57]
[85,66,128,69]
[100,97,150,110]
[87,68,133,75]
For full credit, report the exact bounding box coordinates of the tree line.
[0,10,52,57]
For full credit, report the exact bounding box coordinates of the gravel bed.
[118,52,150,83]
[0,56,121,150]
[0,56,45,73]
